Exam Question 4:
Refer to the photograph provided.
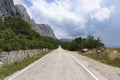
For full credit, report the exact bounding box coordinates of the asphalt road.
[6,47,115,80]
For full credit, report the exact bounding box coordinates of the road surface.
[6,47,120,80]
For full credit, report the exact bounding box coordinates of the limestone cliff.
[0,0,16,18]
[36,24,56,38]
[0,0,56,38]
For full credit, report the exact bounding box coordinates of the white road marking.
[8,53,49,80]
[8,49,100,80]
[68,53,100,80]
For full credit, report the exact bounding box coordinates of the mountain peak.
[0,0,56,38]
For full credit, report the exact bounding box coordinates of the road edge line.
[68,53,100,80]
[8,52,50,80]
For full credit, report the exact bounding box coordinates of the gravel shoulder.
[70,51,120,80]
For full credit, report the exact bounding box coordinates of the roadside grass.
[78,51,120,68]
[0,50,52,80]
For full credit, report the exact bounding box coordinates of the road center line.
[68,53,100,80]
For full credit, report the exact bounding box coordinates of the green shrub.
[0,17,58,51]
[80,52,120,67]
[61,35,104,51]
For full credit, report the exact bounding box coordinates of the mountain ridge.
[0,0,56,38]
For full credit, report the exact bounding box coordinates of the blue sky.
[23,0,32,7]
[46,0,55,3]
[13,0,120,47]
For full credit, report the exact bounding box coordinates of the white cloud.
[92,5,116,21]
[93,8,111,21]
[75,0,101,13]
[13,0,115,39]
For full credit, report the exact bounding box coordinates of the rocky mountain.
[36,24,56,38]
[0,0,16,18]
[0,0,56,38]
[59,39,72,42]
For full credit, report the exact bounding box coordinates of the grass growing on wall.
[0,50,52,80]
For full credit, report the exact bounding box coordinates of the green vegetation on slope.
[0,17,58,52]
[78,51,120,67]
[61,35,104,51]
[61,35,120,67]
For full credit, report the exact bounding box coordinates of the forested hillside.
[0,17,58,52]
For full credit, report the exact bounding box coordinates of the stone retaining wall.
[0,49,48,66]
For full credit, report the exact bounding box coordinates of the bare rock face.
[15,5,56,38]
[0,0,16,18]
[15,5,31,23]
[36,24,56,38]
[0,0,56,38]
[15,5,36,29]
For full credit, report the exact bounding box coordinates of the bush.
[0,17,58,51]
[61,35,104,51]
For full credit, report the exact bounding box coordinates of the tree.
[61,35,104,51]
[0,17,58,51]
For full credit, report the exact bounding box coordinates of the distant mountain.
[0,0,56,38]
[36,24,56,38]
[59,39,72,42]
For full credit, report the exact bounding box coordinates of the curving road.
[6,47,120,80]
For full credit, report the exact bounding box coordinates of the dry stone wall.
[0,49,48,66]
